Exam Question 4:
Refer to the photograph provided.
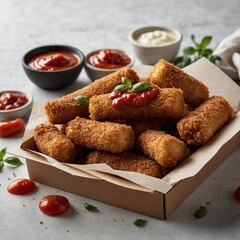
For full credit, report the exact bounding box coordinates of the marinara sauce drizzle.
[109,87,159,110]
[0,92,28,110]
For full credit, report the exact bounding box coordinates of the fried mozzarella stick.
[127,118,166,138]
[89,88,185,121]
[66,117,135,153]
[34,122,76,163]
[177,96,235,145]
[137,130,190,167]
[86,150,170,178]
[45,68,139,124]
[150,59,209,107]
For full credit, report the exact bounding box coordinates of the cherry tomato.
[235,186,240,201]
[0,118,25,138]
[7,179,36,195]
[39,195,70,216]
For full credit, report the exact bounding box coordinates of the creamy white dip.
[136,30,176,46]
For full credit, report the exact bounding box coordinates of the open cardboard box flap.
[15,58,240,195]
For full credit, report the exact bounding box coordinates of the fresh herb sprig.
[194,205,207,219]
[74,95,90,106]
[175,35,221,68]
[0,147,23,171]
[113,77,151,93]
[133,218,147,227]
[84,202,99,212]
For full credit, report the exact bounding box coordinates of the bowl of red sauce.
[0,90,33,121]
[85,49,134,81]
[22,45,85,90]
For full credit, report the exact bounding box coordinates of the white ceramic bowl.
[84,49,135,81]
[0,91,33,121]
[129,26,182,65]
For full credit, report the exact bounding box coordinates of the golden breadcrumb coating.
[45,68,139,124]
[138,77,150,82]
[34,122,76,163]
[137,130,190,167]
[66,117,135,153]
[177,96,235,145]
[170,103,193,124]
[127,118,166,138]
[150,59,209,107]
[86,150,171,178]
[44,97,89,125]
[89,88,185,121]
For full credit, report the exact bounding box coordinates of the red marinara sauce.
[28,51,79,71]
[88,49,131,69]
[109,87,159,110]
[0,92,28,110]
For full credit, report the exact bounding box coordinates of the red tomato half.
[0,118,25,138]
[235,186,240,202]
[39,195,70,216]
[7,179,36,195]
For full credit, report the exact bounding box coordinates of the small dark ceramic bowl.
[22,45,85,90]
[0,90,33,121]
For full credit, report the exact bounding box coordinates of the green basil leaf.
[113,84,129,92]
[74,96,90,106]
[4,157,23,166]
[0,147,7,161]
[208,55,221,63]
[121,77,132,88]
[201,48,213,57]
[0,161,4,171]
[174,56,184,65]
[183,47,196,55]
[131,82,151,92]
[214,55,221,61]
[175,62,185,68]
[200,36,212,49]
[133,219,147,227]
[194,205,207,219]
[190,34,198,45]
[197,52,203,59]
[183,56,192,67]
[84,202,98,212]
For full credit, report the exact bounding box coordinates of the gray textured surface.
[0,0,239,239]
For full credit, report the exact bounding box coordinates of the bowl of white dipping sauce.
[129,26,182,65]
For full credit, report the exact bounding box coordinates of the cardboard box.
[13,58,240,220]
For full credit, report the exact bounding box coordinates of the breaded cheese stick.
[66,117,135,153]
[177,96,235,145]
[138,77,150,82]
[89,88,185,121]
[127,118,166,138]
[86,150,171,178]
[137,130,190,167]
[170,103,192,124]
[150,59,209,107]
[45,68,139,124]
[34,122,76,163]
